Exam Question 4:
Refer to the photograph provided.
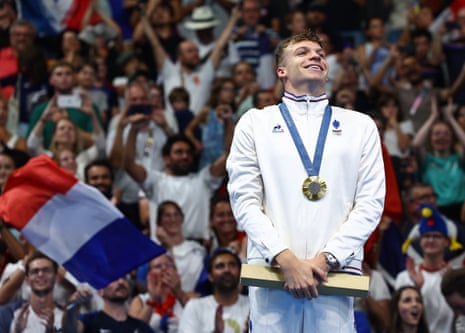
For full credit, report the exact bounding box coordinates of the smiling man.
[9,252,62,333]
[226,30,386,332]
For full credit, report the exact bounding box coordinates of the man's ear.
[276,66,286,79]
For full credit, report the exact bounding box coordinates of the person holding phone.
[26,61,104,150]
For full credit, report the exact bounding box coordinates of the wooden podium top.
[240,264,369,298]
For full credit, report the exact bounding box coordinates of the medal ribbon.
[279,102,332,177]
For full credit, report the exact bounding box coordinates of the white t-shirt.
[10,304,63,333]
[179,295,249,333]
[143,166,223,241]
[172,241,207,292]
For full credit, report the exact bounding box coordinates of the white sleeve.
[227,112,288,263]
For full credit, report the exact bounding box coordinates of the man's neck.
[213,290,240,307]
[422,254,447,270]
[103,301,128,322]
[284,82,326,98]
[30,293,55,313]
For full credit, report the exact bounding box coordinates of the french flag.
[0,155,165,289]
[16,0,101,37]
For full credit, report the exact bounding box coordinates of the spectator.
[26,61,104,150]
[395,202,456,332]
[0,0,16,50]
[441,267,465,332]
[184,5,240,78]
[282,9,307,39]
[168,86,195,135]
[208,195,247,261]
[178,248,249,333]
[58,29,85,70]
[356,16,392,86]
[376,92,414,190]
[129,254,190,332]
[387,286,430,333]
[84,159,122,207]
[232,61,259,118]
[9,252,63,333]
[123,103,233,242]
[154,201,209,295]
[0,20,35,100]
[142,5,240,117]
[62,276,153,333]
[411,97,465,222]
[185,77,236,169]
[27,98,105,181]
[107,81,171,232]
[10,44,50,138]
[74,61,109,127]
[232,0,277,90]
[133,0,184,76]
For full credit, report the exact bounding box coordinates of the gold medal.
[302,176,327,200]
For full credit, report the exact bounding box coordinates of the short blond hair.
[274,30,325,68]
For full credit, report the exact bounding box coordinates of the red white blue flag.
[0,155,164,289]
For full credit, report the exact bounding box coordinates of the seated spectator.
[178,248,249,333]
[387,286,430,333]
[155,201,209,296]
[129,254,193,332]
[208,195,247,262]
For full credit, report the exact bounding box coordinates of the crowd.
[0,0,464,332]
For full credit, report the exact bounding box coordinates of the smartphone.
[127,104,152,116]
[57,94,82,108]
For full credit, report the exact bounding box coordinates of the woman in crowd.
[129,254,192,333]
[184,77,236,169]
[388,286,429,333]
[412,97,465,221]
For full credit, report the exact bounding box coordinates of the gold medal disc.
[302,176,327,200]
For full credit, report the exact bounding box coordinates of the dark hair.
[209,194,231,219]
[441,267,465,298]
[388,286,430,333]
[156,200,184,225]
[84,159,114,183]
[50,60,75,75]
[376,92,403,122]
[411,28,433,44]
[25,251,59,275]
[207,247,241,273]
[17,45,48,86]
[207,77,236,108]
[168,86,190,105]
[161,134,195,157]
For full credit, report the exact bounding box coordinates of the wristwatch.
[322,252,340,270]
